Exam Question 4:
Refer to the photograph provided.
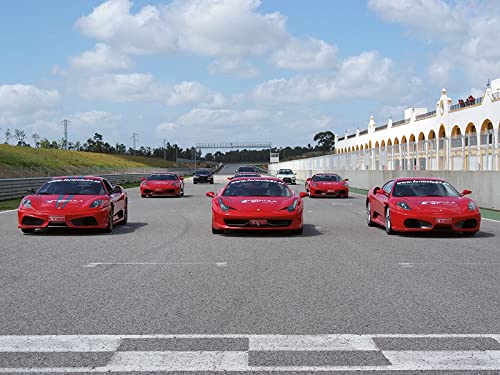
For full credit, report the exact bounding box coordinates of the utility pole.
[131,132,139,155]
[194,147,197,172]
[61,119,70,149]
[162,139,167,160]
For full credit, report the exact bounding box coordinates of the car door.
[104,179,124,216]
[373,180,393,218]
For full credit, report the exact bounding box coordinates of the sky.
[0,0,499,150]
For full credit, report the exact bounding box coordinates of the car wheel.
[212,227,224,234]
[103,209,114,233]
[21,228,35,234]
[291,227,303,235]
[210,180,214,184]
[194,181,198,184]
[385,207,395,235]
[366,201,375,227]
[141,194,146,198]
[118,203,128,225]
[181,188,184,197]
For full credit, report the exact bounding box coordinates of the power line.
[131,132,139,150]
[162,139,167,160]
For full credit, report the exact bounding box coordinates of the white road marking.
[483,218,500,223]
[0,335,121,352]
[106,351,247,371]
[83,262,228,268]
[398,262,500,267]
[249,334,378,351]
[383,350,500,370]
[0,209,17,214]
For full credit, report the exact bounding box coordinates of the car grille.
[71,217,98,226]
[22,216,44,226]
[404,219,433,229]
[314,190,346,195]
[224,219,292,228]
[455,219,478,229]
[282,178,293,183]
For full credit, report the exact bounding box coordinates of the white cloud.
[427,58,453,84]
[76,0,288,57]
[0,84,61,114]
[208,59,259,79]
[369,0,500,84]
[251,51,409,104]
[156,122,179,136]
[271,37,337,70]
[68,110,121,128]
[166,81,225,108]
[69,43,132,72]
[177,108,269,126]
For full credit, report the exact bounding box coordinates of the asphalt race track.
[0,164,499,373]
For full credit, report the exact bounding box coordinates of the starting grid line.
[0,334,499,372]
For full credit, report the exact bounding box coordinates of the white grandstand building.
[334,78,500,171]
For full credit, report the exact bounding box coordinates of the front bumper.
[212,208,303,231]
[18,207,111,229]
[194,176,213,183]
[279,177,296,184]
[141,186,181,196]
[310,187,349,197]
[390,209,481,233]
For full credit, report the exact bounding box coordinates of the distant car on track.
[193,169,214,184]
[235,166,258,173]
[206,177,307,235]
[366,178,481,235]
[18,176,127,234]
[140,173,184,197]
[228,172,261,180]
[276,169,296,184]
[306,173,349,198]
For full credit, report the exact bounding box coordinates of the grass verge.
[0,198,21,211]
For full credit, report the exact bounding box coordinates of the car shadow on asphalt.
[28,222,148,236]
[221,224,323,238]
[397,230,495,239]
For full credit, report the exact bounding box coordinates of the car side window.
[382,181,394,195]
[103,179,113,194]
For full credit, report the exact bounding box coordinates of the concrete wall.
[270,163,500,210]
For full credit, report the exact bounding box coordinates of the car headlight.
[312,183,318,187]
[343,182,349,187]
[218,197,230,212]
[141,181,147,186]
[468,202,477,211]
[90,199,105,208]
[173,182,179,187]
[286,199,299,212]
[21,199,32,208]
[396,201,411,210]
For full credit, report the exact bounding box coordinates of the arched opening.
[480,119,494,145]
[417,132,425,150]
[450,125,462,149]
[375,141,380,148]
[480,119,494,170]
[465,123,477,146]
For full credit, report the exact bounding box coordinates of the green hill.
[0,145,179,178]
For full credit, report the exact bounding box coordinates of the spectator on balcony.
[468,95,475,104]
[459,99,465,107]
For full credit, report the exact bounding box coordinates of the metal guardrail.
[0,164,224,202]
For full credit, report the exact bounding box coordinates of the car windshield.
[196,170,212,175]
[223,180,292,197]
[238,167,255,172]
[278,169,293,174]
[38,178,105,195]
[312,175,341,182]
[147,174,177,181]
[392,180,460,197]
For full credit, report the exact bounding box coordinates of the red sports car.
[18,176,127,234]
[306,173,349,198]
[206,177,307,234]
[140,173,184,197]
[366,178,481,235]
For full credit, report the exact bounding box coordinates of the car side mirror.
[299,192,308,198]
[227,177,233,180]
[206,192,215,198]
[111,186,122,195]
[141,178,146,181]
[180,177,184,181]
[27,188,36,194]
[373,187,381,194]
[344,178,349,181]
[461,189,472,196]
[306,178,311,181]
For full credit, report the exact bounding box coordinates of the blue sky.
[0,0,498,149]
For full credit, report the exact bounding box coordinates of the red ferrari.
[18,176,127,234]
[366,178,481,235]
[306,173,349,198]
[140,173,184,197]
[206,177,307,234]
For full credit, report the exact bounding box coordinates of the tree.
[313,131,335,152]
[14,129,29,146]
[4,129,12,144]
[32,133,41,148]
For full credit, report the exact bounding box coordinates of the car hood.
[221,196,296,213]
[28,195,109,211]
[397,196,467,214]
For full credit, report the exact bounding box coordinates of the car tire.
[385,207,395,235]
[118,203,128,225]
[194,181,198,184]
[21,228,35,234]
[366,201,376,227]
[210,180,214,184]
[103,208,114,233]
[141,194,146,198]
[291,227,303,235]
[181,188,184,197]
[212,227,224,234]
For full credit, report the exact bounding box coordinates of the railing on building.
[392,118,410,127]
[450,97,484,112]
[415,110,436,121]
[375,124,388,131]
